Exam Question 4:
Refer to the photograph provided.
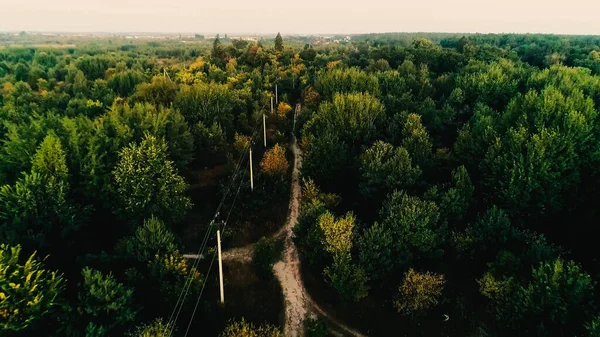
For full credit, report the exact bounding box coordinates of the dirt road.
[272,134,308,337]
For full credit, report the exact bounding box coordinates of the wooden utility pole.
[249,148,254,191]
[217,228,224,304]
[263,114,267,148]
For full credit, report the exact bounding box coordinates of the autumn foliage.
[276,102,292,118]
[395,269,445,316]
[260,144,289,176]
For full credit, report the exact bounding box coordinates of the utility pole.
[263,114,267,148]
[249,147,254,191]
[217,227,224,304]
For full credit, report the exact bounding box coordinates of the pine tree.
[275,32,284,52]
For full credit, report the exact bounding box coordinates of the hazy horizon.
[2,0,600,35]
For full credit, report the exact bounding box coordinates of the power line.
[183,178,244,337]
[178,116,265,336]
[165,118,262,337]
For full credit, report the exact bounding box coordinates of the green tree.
[319,212,369,302]
[211,36,226,68]
[359,140,421,199]
[324,253,369,303]
[133,76,177,107]
[293,198,328,269]
[0,135,79,253]
[358,222,394,282]
[455,206,515,264]
[402,113,433,168]
[378,191,443,268]
[439,165,474,224]
[192,121,227,167]
[0,244,64,334]
[116,217,177,262]
[274,33,284,52]
[108,70,144,97]
[253,237,280,278]
[313,67,380,100]
[485,259,595,336]
[139,251,203,317]
[302,131,351,191]
[77,267,137,335]
[113,133,191,225]
[174,82,235,130]
[302,93,385,190]
[99,102,194,170]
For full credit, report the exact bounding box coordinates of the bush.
[220,318,282,337]
[253,237,282,278]
[304,315,329,337]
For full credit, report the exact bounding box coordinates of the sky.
[1,0,600,35]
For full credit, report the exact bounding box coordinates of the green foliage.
[192,121,227,167]
[486,259,595,336]
[401,113,433,168]
[253,237,281,278]
[133,76,177,107]
[358,222,394,283]
[174,82,235,130]
[586,316,600,337]
[3,32,600,337]
[301,131,351,191]
[456,206,515,264]
[274,33,284,52]
[116,217,177,262]
[314,67,379,100]
[77,267,137,334]
[108,70,144,97]
[0,135,79,252]
[129,318,171,337]
[113,133,191,225]
[439,165,474,224]
[0,244,64,333]
[101,102,194,170]
[220,318,282,337]
[304,92,385,147]
[31,134,68,179]
[359,140,421,199]
[304,316,329,337]
[378,190,444,266]
[302,92,385,190]
[324,254,369,303]
[293,198,328,269]
[145,251,203,313]
[318,212,369,302]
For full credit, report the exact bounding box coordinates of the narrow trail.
[272,134,307,337]
[275,135,368,337]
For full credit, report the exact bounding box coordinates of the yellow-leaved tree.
[260,144,289,177]
[395,269,445,317]
[276,102,292,118]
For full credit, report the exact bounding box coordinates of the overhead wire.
[165,116,263,337]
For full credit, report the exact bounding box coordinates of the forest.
[2,31,600,337]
